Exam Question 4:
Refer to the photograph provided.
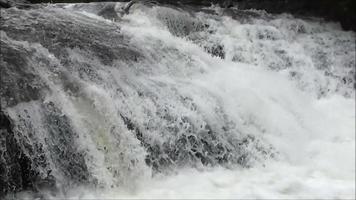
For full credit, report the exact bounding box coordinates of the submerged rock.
[97,2,120,20]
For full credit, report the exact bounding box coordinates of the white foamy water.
[55,77,355,199]
[3,2,355,199]
[55,4,355,199]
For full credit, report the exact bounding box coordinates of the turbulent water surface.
[0,1,355,199]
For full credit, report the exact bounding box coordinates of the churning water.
[0,2,355,199]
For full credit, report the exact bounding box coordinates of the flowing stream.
[0,2,355,199]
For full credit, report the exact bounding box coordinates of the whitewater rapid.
[1,2,355,199]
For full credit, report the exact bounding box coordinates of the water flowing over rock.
[0,1,355,199]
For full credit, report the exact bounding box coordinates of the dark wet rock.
[0,28,94,194]
[43,102,91,184]
[0,101,92,196]
[0,0,11,8]
[97,2,120,20]
[0,6,140,195]
[0,0,34,9]
[231,0,356,31]
[14,0,355,31]
[0,7,142,66]
[0,110,55,197]
[205,44,225,59]
[0,110,21,196]
[156,6,208,37]
[0,39,48,108]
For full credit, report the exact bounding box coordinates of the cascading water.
[0,1,355,199]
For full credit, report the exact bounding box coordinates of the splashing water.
[0,2,354,199]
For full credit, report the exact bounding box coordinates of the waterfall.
[0,2,354,199]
